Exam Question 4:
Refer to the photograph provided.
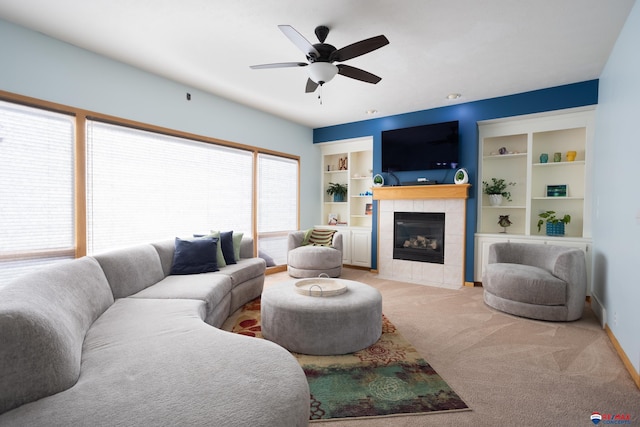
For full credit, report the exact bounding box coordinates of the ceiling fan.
[250,25,389,93]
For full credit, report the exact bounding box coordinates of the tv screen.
[382,121,459,172]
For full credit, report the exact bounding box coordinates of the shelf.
[324,170,348,174]
[533,161,585,167]
[373,184,470,200]
[351,215,372,218]
[351,176,372,180]
[324,201,347,204]
[532,197,584,200]
[483,205,526,209]
[351,195,372,198]
[483,153,527,160]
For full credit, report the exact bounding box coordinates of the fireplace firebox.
[393,212,445,264]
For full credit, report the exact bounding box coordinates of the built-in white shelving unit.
[318,137,373,267]
[474,107,595,291]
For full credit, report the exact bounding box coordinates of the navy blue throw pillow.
[170,237,219,275]
[220,231,236,265]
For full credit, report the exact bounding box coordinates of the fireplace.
[394,212,445,264]
[374,184,469,289]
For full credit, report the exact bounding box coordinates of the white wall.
[0,18,321,229]
[593,1,640,375]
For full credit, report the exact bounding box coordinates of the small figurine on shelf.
[338,157,348,170]
[498,215,512,233]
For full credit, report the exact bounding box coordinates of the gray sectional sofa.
[0,237,310,426]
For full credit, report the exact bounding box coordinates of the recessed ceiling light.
[446,93,462,100]
[365,109,378,115]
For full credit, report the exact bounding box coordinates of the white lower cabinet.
[474,233,592,294]
[314,226,371,268]
[350,229,372,267]
[341,229,352,264]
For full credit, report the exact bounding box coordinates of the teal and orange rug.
[224,298,470,422]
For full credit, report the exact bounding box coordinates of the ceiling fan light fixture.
[446,93,462,100]
[308,62,338,85]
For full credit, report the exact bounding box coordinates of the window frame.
[0,89,300,272]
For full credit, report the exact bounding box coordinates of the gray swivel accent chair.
[287,231,343,278]
[483,242,587,321]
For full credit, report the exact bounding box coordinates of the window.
[257,153,298,266]
[86,121,253,254]
[0,94,301,284]
[0,101,75,285]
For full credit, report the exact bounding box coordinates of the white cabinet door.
[340,229,351,264]
[474,235,507,281]
[350,230,371,267]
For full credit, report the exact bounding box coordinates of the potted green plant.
[537,210,571,236]
[482,178,515,206]
[326,182,348,202]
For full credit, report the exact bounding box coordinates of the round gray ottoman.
[261,279,382,355]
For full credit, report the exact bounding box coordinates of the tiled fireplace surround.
[373,185,470,289]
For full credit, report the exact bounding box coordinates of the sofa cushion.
[288,245,342,270]
[219,231,236,265]
[307,228,337,246]
[152,237,255,277]
[129,272,232,319]
[0,298,310,427]
[484,263,567,306]
[217,258,267,287]
[150,239,177,277]
[232,231,244,261]
[0,257,114,415]
[170,237,219,275]
[94,244,165,299]
[208,231,227,268]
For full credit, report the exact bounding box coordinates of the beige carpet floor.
[264,268,639,426]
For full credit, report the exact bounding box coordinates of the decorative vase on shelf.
[546,222,565,236]
[333,194,345,203]
[540,153,548,163]
[488,194,503,206]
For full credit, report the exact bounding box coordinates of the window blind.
[257,153,298,265]
[0,101,75,285]
[86,121,253,254]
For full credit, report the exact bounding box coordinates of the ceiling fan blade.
[250,62,307,69]
[305,78,319,93]
[331,35,389,62]
[337,64,382,84]
[278,25,321,59]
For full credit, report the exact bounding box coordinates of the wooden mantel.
[373,184,471,200]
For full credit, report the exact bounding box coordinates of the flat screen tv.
[382,121,459,171]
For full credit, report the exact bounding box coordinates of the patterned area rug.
[224,298,470,422]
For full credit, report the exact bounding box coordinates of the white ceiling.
[0,0,635,128]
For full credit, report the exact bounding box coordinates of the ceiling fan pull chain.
[318,84,323,105]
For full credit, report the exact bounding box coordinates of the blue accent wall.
[313,80,599,281]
